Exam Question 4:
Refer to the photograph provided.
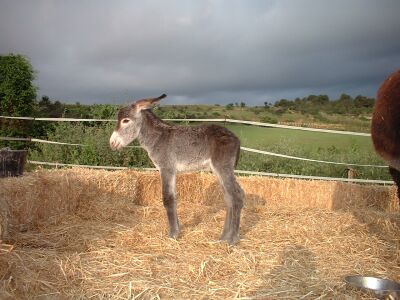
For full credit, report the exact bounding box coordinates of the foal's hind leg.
[212,167,244,245]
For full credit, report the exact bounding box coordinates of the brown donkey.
[110,94,244,245]
[371,69,400,201]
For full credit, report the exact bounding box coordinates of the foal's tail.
[234,141,241,168]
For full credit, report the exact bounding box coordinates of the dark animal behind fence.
[110,94,245,245]
[371,69,400,201]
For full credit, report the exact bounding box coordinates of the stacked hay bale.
[0,168,140,240]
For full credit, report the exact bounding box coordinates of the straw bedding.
[0,168,399,299]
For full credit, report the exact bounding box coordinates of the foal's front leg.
[160,170,180,239]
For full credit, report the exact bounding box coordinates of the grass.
[225,124,372,150]
[226,124,379,164]
[226,124,388,180]
[156,105,372,132]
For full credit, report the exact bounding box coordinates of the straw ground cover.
[0,168,399,299]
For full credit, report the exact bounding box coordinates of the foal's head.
[109,94,166,150]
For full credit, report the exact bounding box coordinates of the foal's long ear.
[135,94,167,111]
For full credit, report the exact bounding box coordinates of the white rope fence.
[240,147,387,168]
[27,160,153,171]
[0,137,141,148]
[0,136,387,168]
[0,116,112,122]
[2,115,390,183]
[0,115,371,136]
[27,160,393,185]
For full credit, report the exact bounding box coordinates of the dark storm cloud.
[0,0,399,104]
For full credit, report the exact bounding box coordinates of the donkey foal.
[110,94,244,245]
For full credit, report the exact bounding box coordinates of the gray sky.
[1,0,399,105]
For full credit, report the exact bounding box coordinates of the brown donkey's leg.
[160,170,180,239]
[389,166,400,202]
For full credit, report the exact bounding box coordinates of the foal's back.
[143,111,240,171]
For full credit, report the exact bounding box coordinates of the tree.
[0,54,37,116]
[274,99,292,109]
[0,54,37,148]
[226,103,234,110]
[339,93,352,102]
[39,95,51,107]
[354,95,374,109]
[37,95,51,116]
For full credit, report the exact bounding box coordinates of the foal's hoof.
[220,233,240,246]
[228,234,240,246]
[219,232,230,242]
[168,229,180,240]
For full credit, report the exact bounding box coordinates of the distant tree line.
[225,102,246,110]
[272,94,375,115]
[224,94,375,116]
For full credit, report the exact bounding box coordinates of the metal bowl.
[345,276,400,299]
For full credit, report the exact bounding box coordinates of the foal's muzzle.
[109,131,124,150]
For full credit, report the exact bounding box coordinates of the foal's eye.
[122,119,130,124]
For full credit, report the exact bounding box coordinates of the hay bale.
[0,168,141,236]
[0,169,82,234]
[134,172,224,206]
[134,171,398,211]
[0,168,398,299]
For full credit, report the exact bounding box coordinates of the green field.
[226,124,371,150]
[223,124,389,180]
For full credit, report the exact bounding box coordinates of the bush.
[28,122,153,168]
[261,115,278,124]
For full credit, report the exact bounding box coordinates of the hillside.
[33,93,374,133]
